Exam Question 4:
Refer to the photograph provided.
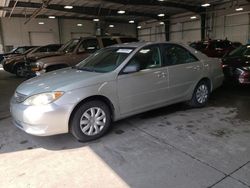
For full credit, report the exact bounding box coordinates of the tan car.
[30,36,138,76]
[11,42,224,142]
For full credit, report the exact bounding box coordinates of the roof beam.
[4,13,133,24]
[9,1,159,20]
[103,0,205,13]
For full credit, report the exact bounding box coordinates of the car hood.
[27,52,64,61]
[16,68,111,96]
[4,55,25,65]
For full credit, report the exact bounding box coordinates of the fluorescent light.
[158,13,165,17]
[64,5,73,9]
[160,22,165,25]
[236,7,243,11]
[129,20,135,24]
[137,25,142,29]
[77,23,83,27]
[158,0,164,1]
[109,24,114,28]
[117,10,125,14]
[93,18,100,22]
[190,16,197,19]
[38,22,44,25]
[201,3,210,7]
[48,16,55,19]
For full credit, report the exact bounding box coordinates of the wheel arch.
[68,95,115,128]
[197,77,212,92]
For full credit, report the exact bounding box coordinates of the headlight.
[31,61,43,71]
[23,91,64,106]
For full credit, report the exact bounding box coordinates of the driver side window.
[126,45,162,72]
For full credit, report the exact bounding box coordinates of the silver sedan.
[10,42,224,142]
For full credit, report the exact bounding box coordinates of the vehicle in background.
[3,44,62,77]
[232,42,242,48]
[0,46,37,63]
[222,44,250,84]
[10,42,224,142]
[29,36,138,76]
[190,39,235,58]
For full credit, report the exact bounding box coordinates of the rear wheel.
[188,80,210,108]
[70,100,111,142]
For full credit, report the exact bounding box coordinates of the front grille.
[14,92,28,103]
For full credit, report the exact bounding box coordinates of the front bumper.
[10,99,74,136]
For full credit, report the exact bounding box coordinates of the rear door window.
[163,44,198,66]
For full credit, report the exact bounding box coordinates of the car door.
[117,45,169,115]
[162,44,202,101]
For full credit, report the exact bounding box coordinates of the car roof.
[110,41,187,48]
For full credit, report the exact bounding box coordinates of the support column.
[200,13,206,41]
[0,18,5,53]
[164,19,170,41]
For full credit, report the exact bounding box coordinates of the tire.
[70,100,111,142]
[15,64,26,77]
[187,80,210,108]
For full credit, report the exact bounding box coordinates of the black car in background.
[0,46,36,62]
[222,44,250,84]
[3,44,62,77]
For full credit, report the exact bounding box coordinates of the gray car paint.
[10,42,224,136]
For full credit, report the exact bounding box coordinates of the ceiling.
[0,0,247,23]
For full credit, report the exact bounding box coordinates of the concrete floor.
[0,67,250,188]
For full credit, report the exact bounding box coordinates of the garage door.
[29,32,56,46]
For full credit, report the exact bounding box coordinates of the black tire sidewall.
[190,81,210,108]
[70,100,111,142]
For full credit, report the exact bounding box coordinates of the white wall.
[137,1,250,44]
[138,21,166,42]
[1,17,60,47]
[170,12,201,43]
[59,19,95,43]
[0,17,137,51]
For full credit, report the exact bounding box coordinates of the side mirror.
[123,61,140,74]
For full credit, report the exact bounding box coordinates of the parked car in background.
[29,36,138,76]
[232,42,242,48]
[0,46,36,63]
[11,42,224,142]
[222,44,250,84]
[2,44,62,77]
[190,39,235,58]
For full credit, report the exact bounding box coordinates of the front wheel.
[187,80,210,108]
[70,100,111,142]
[15,64,27,77]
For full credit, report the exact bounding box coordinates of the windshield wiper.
[76,67,95,72]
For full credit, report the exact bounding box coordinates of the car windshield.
[59,39,79,53]
[76,47,135,73]
[228,45,250,57]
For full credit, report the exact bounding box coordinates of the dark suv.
[190,40,235,58]
[29,36,138,76]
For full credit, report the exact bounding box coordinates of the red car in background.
[190,39,236,58]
